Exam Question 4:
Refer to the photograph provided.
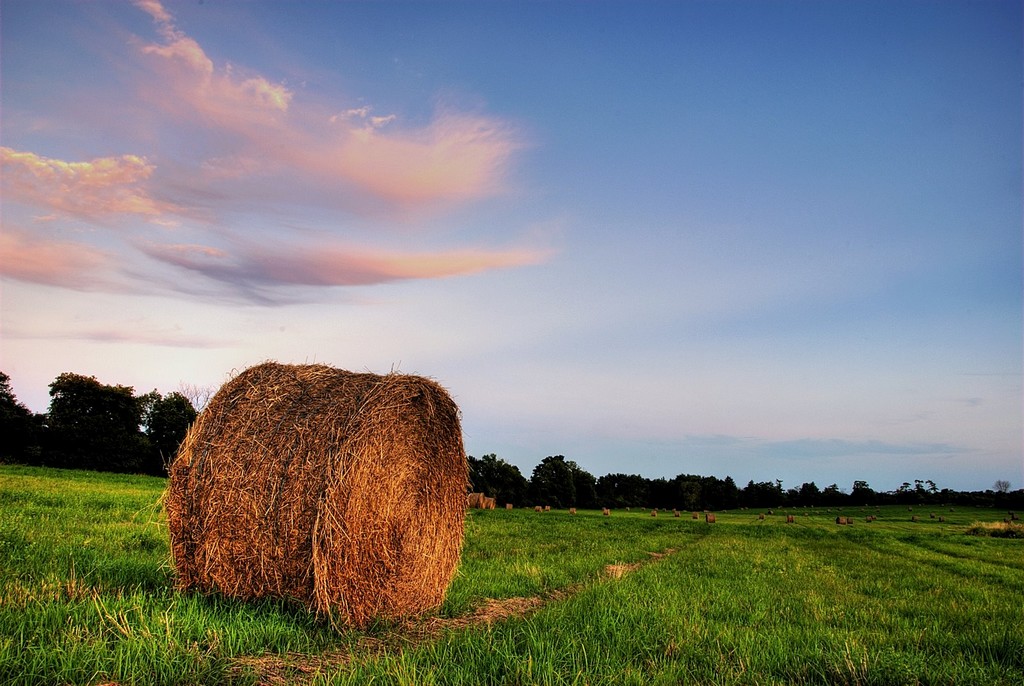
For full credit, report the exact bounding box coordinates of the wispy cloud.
[132,0,521,211]
[2,320,234,349]
[0,147,179,220]
[1,1,549,306]
[0,227,116,290]
[140,240,552,303]
[757,438,964,460]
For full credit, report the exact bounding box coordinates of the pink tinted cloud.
[134,0,292,134]
[0,228,114,289]
[1,147,179,220]
[322,112,520,206]
[142,240,552,297]
[133,0,520,210]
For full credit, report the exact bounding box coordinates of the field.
[1,465,1022,685]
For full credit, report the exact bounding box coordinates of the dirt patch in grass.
[230,547,679,684]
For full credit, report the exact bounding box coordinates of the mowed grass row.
[2,465,1022,685]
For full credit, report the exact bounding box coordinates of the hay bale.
[602,507,610,516]
[467,492,485,509]
[569,507,577,515]
[705,513,716,523]
[505,503,513,510]
[692,512,699,520]
[534,505,543,512]
[786,515,795,523]
[673,509,680,518]
[483,497,496,510]
[164,362,467,628]
[651,509,658,517]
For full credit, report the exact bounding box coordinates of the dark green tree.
[672,475,703,511]
[596,473,649,509]
[712,475,741,510]
[45,373,147,473]
[820,483,846,506]
[467,453,528,507]
[142,391,197,474]
[528,455,575,508]
[851,480,876,504]
[0,371,40,463]
[798,481,821,506]
[741,479,785,508]
[567,459,598,509]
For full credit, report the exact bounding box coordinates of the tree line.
[1,371,197,476]
[2,370,1019,508]
[470,454,1024,511]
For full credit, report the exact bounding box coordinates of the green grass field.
[2,464,1022,685]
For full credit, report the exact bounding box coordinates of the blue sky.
[1,0,1020,492]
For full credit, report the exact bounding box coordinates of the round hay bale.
[164,362,467,628]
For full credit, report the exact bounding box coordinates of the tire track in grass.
[853,534,1024,591]
[228,545,686,684]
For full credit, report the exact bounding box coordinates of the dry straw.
[164,362,467,628]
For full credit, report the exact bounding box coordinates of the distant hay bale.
[483,497,496,510]
[705,513,716,523]
[164,362,467,628]
[534,506,543,512]
[836,516,847,525]
[786,515,795,524]
[912,515,920,522]
[758,513,765,520]
[692,512,699,520]
[467,492,485,509]
[505,503,513,510]
[602,507,611,516]
[544,505,551,512]
[673,509,680,518]
[569,507,577,515]
[651,509,658,517]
